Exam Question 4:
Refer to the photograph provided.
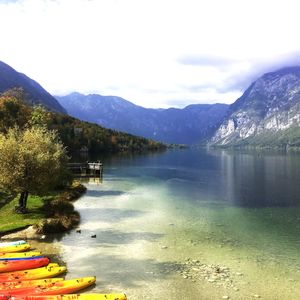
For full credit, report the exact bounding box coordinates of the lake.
[48,149,300,299]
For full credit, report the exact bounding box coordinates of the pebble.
[161,246,168,249]
[236,272,243,276]
[222,296,230,299]
[253,295,260,298]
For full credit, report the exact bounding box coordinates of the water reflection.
[98,148,300,207]
[219,150,300,207]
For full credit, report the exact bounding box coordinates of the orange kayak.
[0,279,64,290]
[0,258,49,273]
[0,294,127,300]
[0,264,66,282]
[0,277,96,296]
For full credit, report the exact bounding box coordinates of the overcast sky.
[1,0,300,108]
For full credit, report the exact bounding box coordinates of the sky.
[1,0,300,108]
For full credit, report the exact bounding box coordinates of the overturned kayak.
[0,242,26,248]
[0,252,42,260]
[0,277,96,296]
[0,264,66,282]
[0,279,64,290]
[0,245,31,254]
[0,294,127,300]
[0,257,49,273]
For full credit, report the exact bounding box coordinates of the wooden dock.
[67,161,103,177]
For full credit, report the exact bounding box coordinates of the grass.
[0,194,53,233]
[0,181,86,234]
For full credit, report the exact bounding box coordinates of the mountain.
[211,67,300,148]
[56,92,229,145]
[0,61,66,114]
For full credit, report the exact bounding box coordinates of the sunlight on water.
[54,149,300,299]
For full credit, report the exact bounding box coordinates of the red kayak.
[0,258,49,273]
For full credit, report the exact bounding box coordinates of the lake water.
[49,149,300,299]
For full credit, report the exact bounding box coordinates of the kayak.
[0,279,64,290]
[0,264,66,282]
[0,294,127,300]
[0,253,42,260]
[0,257,44,261]
[0,258,49,273]
[0,244,30,253]
[0,242,26,247]
[0,277,96,295]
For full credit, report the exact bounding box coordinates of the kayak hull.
[0,277,96,296]
[0,279,64,290]
[0,242,26,247]
[0,295,127,300]
[0,265,66,282]
[0,253,42,260]
[0,245,30,254]
[0,258,49,273]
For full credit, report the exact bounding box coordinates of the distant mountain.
[0,61,66,114]
[211,67,300,147]
[56,92,229,144]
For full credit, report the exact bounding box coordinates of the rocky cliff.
[211,67,300,147]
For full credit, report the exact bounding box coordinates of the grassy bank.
[0,181,86,235]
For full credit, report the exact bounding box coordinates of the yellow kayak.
[0,244,30,253]
[0,294,127,300]
[0,264,66,282]
[0,279,64,290]
[0,252,41,259]
[1,277,96,295]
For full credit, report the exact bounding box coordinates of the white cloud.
[1,0,300,108]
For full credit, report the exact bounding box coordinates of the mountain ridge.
[56,93,229,145]
[0,61,66,114]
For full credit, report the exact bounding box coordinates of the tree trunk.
[16,191,29,213]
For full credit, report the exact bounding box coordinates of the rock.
[253,295,260,298]
[76,229,81,233]
[161,246,168,249]
[222,296,230,299]
[1,226,43,240]
[91,234,96,238]
[236,272,243,276]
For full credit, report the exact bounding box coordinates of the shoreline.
[0,181,86,240]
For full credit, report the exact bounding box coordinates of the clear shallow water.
[51,149,300,299]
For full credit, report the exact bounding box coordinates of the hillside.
[0,61,66,114]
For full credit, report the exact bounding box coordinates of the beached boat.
[0,294,127,300]
[0,277,96,296]
[0,257,49,273]
[0,244,30,254]
[0,264,66,282]
[0,252,42,260]
[0,279,64,290]
[0,242,26,247]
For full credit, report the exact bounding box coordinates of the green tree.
[0,126,67,213]
[0,92,31,132]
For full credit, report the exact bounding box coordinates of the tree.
[0,126,67,213]
[0,91,31,132]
